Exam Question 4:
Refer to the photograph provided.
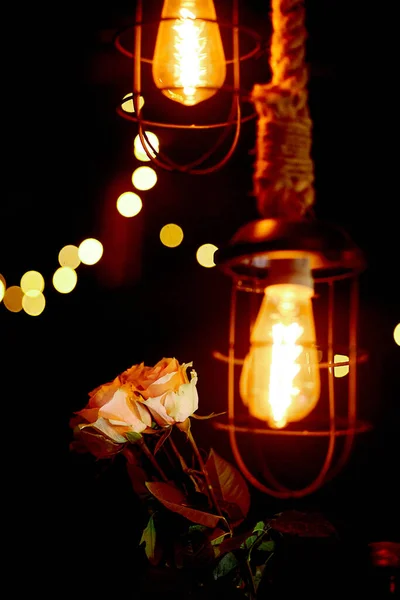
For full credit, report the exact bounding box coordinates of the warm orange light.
[117,192,143,218]
[78,238,103,265]
[0,280,5,303]
[3,286,24,313]
[334,354,349,378]
[394,323,400,346]
[22,291,46,316]
[160,223,184,247]
[152,0,226,106]
[196,243,218,267]
[59,245,81,269]
[132,166,158,191]
[240,260,320,429]
[121,94,144,114]
[134,132,159,162]
[52,267,78,294]
[20,270,45,295]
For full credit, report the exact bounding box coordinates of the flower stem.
[186,429,225,519]
[139,438,168,482]
[168,436,190,473]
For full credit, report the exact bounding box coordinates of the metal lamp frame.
[113,0,263,174]
[214,218,372,498]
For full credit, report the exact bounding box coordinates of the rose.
[73,376,152,443]
[121,357,199,426]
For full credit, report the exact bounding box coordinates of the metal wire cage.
[213,218,372,498]
[113,0,263,173]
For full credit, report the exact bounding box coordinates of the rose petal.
[99,387,152,431]
[76,407,100,423]
[88,376,121,409]
[167,371,199,423]
[79,417,128,443]
[143,394,176,427]
[144,369,199,425]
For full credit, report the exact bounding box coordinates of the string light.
[160,224,184,247]
[196,243,218,267]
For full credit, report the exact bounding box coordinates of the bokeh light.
[22,291,46,316]
[0,273,5,288]
[132,166,158,191]
[334,354,349,378]
[3,286,24,312]
[78,238,103,265]
[196,243,218,268]
[59,244,81,269]
[134,132,159,162]
[121,93,144,114]
[117,192,143,218]
[160,224,184,248]
[53,267,78,294]
[20,270,45,295]
[0,280,5,303]
[394,323,400,346]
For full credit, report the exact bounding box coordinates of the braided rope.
[252,0,315,219]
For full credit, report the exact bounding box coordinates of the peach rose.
[75,378,152,443]
[122,357,199,426]
[121,358,181,398]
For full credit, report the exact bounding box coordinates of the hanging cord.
[252,0,314,219]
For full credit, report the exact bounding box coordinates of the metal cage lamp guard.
[213,219,372,498]
[114,0,262,174]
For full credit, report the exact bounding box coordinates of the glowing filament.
[240,266,320,429]
[152,0,226,106]
[173,10,206,102]
[268,322,303,428]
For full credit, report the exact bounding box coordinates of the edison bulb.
[240,259,320,429]
[152,0,226,106]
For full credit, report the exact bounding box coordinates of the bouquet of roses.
[70,357,276,597]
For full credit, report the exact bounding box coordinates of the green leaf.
[253,564,267,592]
[206,449,251,525]
[257,540,275,552]
[125,431,143,444]
[210,528,231,546]
[252,521,266,534]
[146,481,222,528]
[140,514,163,566]
[189,524,208,534]
[241,534,257,550]
[213,552,239,580]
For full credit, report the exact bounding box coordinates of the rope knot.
[251,0,315,220]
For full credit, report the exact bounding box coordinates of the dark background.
[1,0,398,592]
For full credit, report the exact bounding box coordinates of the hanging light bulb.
[240,258,321,429]
[152,0,226,107]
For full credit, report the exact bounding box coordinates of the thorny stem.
[168,436,191,473]
[186,429,225,520]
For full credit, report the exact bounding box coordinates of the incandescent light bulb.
[152,0,226,106]
[240,258,321,429]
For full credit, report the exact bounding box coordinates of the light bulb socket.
[267,257,314,290]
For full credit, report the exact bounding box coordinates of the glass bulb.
[152,0,226,106]
[240,265,320,429]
